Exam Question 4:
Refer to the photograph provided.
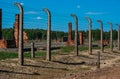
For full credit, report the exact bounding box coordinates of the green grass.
[0,52,46,60]
[24,52,46,58]
[104,45,110,49]
[0,45,110,60]
[78,46,88,51]
[93,46,100,49]
[60,46,74,53]
[0,52,18,60]
[35,52,46,57]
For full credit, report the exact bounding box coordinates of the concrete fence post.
[108,22,113,52]
[43,8,51,61]
[97,20,104,53]
[85,17,92,55]
[115,24,120,50]
[14,2,24,65]
[31,42,35,58]
[70,14,78,56]
[0,9,2,39]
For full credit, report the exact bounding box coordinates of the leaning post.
[70,14,78,56]
[43,8,51,61]
[85,17,92,55]
[97,20,104,53]
[14,2,24,65]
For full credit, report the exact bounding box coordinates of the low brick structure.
[0,13,28,48]
[0,40,6,48]
[0,39,16,48]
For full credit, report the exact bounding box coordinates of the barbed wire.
[0,0,118,33]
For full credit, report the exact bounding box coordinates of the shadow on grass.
[0,70,40,75]
[24,64,68,71]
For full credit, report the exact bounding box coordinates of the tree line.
[2,28,118,41]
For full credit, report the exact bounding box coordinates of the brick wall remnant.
[14,14,28,47]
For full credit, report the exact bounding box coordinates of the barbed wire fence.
[0,1,119,65]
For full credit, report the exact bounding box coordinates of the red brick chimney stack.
[79,32,83,45]
[68,22,72,41]
[14,14,19,47]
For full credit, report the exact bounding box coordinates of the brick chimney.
[14,14,19,47]
[68,22,72,41]
[79,32,84,45]
[66,22,74,45]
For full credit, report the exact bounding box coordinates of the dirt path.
[63,66,120,79]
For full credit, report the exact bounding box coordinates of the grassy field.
[0,45,108,60]
[0,45,119,79]
[0,52,46,60]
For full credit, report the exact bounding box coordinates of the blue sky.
[0,0,120,31]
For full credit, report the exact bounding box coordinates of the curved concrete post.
[14,2,24,65]
[70,14,78,56]
[43,8,51,61]
[108,22,113,52]
[115,24,120,50]
[97,20,103,53]
[0,9,2,39]
[85,17,92,55]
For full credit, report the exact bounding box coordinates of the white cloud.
[85,12,105,15]
[36,17,43,20]
[20,3,24,5]
[77,5,80,9]
[24,11,39,14]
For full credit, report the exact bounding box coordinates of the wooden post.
[31,42,35,58]
[97,51,100,68]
